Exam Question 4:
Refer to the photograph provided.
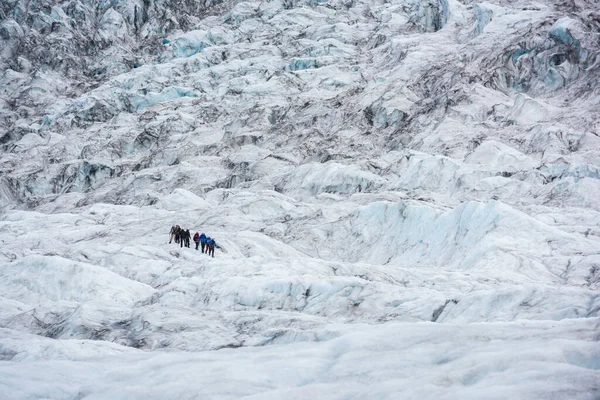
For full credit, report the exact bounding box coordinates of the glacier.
[0,0,599,398]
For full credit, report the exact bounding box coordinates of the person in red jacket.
[193,232,200,250]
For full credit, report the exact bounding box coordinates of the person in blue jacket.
[207,238,216,258]
[204,237,212,255]
[199,233,207,253]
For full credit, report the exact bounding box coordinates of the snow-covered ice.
[1,0,599,398]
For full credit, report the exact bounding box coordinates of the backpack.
[193,233,199,241]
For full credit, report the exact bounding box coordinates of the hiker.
[179,228,185,248]
[174,225,181,244]
[169,225,177,244]
[193,232,200,250]
[207,237,216,258]
[205,236,211,254]
[185,229,191,248]
[199,233,207,253]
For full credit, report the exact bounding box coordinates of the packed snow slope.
[1,0,600,398]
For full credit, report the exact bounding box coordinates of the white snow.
[1,319,598,400]
[1,0,600,398]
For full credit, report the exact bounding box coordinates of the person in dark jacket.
[199,233,207,253]
[207,238,216,257]
[184,229,191,248]
[193,232,200,250]
[175,225,181,244]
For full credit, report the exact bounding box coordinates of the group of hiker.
[169,225,217,257]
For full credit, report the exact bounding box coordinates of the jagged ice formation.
[1,0,600,398]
